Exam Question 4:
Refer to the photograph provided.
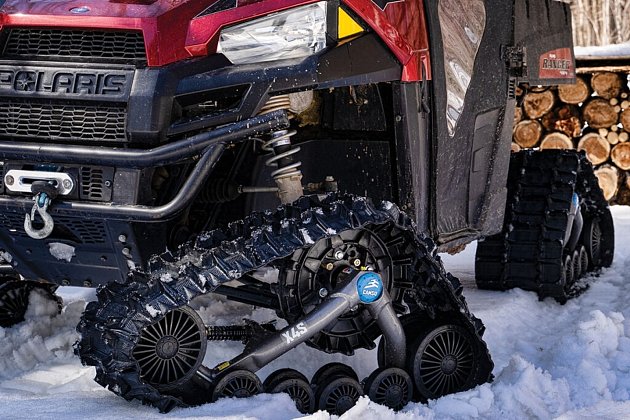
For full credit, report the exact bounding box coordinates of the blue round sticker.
[356,272,383,303]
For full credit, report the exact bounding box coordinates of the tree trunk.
[577,132,611,165]
[513,119,543,148]
[582,98,619,128]
[557,76,590,104]
[594,165,619,201]
[540,132,574,150]
[523,90,555,119]
[591,71,622,99]
[611,142,630,170]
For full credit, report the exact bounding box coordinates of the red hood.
[0,0,191,19]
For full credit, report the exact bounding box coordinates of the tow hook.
[24,189,56,240]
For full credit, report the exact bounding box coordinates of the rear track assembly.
[476,150,614,301]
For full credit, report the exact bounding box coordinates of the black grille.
[1,29,146,62]
[80,167,114,201]
[0,212,106,244]
[0,100,127,142]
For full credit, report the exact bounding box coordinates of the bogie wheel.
[562,254,574,291]
[0,280,62,328]
[132,306,207,391]
[578,245,589,277]
[211,370,262,402]
[582,209,614,270]
[315,375,363,415]
[311,362,359,387]
[363,367,412,411]
[264,369,315,414]
[572,250,582,281]
[408,324,481,400]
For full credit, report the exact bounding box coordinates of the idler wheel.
[0,280,61,328]
[363,367,412,411]
[263,369,315,414]
[133,306,206,390]
[212,370,262,401]
[315,375,363,415]
[408,324,478,400]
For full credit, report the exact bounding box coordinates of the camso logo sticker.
[357,273,383,303]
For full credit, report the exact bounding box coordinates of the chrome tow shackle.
[24,192,55,240]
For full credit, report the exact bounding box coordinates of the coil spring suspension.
[259,95,304,204]
[262,130,301,179]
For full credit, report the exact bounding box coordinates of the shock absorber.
[260,95,304,204]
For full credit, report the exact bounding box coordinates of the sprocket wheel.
[277,223,411,354]
[0,280,62,328]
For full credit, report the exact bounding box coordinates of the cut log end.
[577,133,611,165]
[514,106,523,125]
[583,98,618,129]
[591,71,622,100]
[594,165,619,201]
[611,142,630,170]
[539,132,573,150]
[523,90,555,119]
[511,142,521,153]
[513,119,543,148]
[620,109,630,133]
[558,77,590,104]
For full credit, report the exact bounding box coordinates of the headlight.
[217,2,327,65]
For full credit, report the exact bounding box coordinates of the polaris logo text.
[0,68,131,98]
[282,322,308,344]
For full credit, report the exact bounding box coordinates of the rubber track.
[476,150,610,299]
[76,194,493,412]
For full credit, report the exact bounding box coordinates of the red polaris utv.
[0,0,612,414]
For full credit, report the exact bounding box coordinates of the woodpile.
[511,70,630,204]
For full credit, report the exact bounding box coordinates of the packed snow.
[1,207,630,419]
[575,42,630,59]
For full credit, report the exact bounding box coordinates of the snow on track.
[1,208,629,419]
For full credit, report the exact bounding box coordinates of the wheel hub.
[384,385,403,406]
[155,336,179,359]
[278,224,409,354]
[441,355,458,374]
[335,395,355,413]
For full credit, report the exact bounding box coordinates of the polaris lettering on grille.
[0,67,132,99]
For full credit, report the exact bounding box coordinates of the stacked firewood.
[512,71,630,204]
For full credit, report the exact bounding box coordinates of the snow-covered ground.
[1,208,630,419]
[575,42,630,59]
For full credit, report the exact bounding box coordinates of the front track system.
[76,194,493,413]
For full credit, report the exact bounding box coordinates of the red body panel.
[343,0,430,81]
[0,0,430,80]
